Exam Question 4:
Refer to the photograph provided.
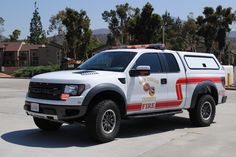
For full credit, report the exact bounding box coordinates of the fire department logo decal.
[143,82,155,96]
[139,77,158,96]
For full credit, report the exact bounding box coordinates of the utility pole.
[162,22,167,45]
[162,25,165,44]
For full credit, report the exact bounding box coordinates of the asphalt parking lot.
[0,78,236,157]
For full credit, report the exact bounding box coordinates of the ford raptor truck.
[24,44,227,142]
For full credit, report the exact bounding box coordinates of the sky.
[0,0,236,39]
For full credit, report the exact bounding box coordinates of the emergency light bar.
[112,43,165,50]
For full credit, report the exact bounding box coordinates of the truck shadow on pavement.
[1,116,194,148]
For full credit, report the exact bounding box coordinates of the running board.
[127,110,183,119]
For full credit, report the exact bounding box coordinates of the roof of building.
[0,42,45,52]
[47,41,63,49]
[0,42,23,51]
[20,44,43,51]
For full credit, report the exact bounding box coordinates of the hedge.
[13,65,60,78]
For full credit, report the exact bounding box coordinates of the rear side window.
[133,53,163,73]
[184,55,219,70]
[163,53,180,73]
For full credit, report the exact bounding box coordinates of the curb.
[0,77,30,79]
[226,87,236,90]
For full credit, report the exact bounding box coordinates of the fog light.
[60,93,70,101]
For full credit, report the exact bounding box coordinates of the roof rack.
[112,43,165,50]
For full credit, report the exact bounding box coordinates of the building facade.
[0,42,64,73]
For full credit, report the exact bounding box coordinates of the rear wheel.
[189,95,216,127]
[86,100,121,143]
[33,117,62,131]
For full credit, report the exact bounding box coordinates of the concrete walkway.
[0,73,13,78]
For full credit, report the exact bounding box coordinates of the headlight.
[64,84,85,96]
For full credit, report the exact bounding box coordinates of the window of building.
[3,52,16,66]
[19,52,28,66]
[31,52,39,66]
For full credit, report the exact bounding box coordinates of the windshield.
[78,51,137,72]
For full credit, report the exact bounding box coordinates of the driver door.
[127,53,168,114]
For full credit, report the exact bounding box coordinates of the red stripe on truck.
[127,104,142,111]
[156,100,182,108]
[176,77,221,84]
[127,77,221,112]
[127,100,182,112]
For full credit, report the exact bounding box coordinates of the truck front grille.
[28,82,64,100]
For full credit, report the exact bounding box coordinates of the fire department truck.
[24,44,227,142]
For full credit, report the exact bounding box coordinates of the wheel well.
[191,85,218,109]
[87,91,127,117]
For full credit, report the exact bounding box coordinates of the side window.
[184,56,219,70]
[133,53,163,73]
[163,53,180,73]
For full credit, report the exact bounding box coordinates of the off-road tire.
[86,100,121,143]
[189,94,216,127]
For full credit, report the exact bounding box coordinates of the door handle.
[161,78,167,84]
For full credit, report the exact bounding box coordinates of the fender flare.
[82,83,127,107]
[190,81,218,109]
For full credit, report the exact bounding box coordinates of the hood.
[31,70,125,84]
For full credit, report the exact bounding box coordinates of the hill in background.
[228,31,236,42]
[92,28,109,44]
[2,29,235,47]
[48,28,109,45]
[228,31,236,38]
[93,28,110,35]
[1,28,110,43]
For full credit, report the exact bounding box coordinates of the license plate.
[31,103,39,112]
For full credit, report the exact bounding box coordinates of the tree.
[102,3,135,45]
[197,6,236,63]
[181,13,201,51]
[28,2,47,44]
[128,3,162,44]
[160,12,186,50]
[161,11,175,44]
[102,10,120,45]
[0,17,4,35]
[168,17,185,50]
[9,29,21,41]
[215,6,236,63]
[86,37,103,57]
[49,8,92,59]
[0,17,4,25]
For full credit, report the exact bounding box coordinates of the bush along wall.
[13,65,60,78]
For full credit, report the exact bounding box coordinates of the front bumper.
[24,101,87,121]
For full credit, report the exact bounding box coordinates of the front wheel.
[189,95,216,127]
[86,100,121,143]
[33,117,62,131]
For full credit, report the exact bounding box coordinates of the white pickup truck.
[24,44,227,142]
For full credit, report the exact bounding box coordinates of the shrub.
[13,65,60,78]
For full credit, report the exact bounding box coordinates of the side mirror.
[129,66,150,77]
